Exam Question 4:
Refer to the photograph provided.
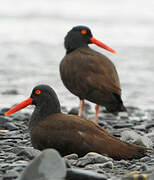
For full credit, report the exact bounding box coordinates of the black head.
[5,84,61,117]
[64,25,93,53]
[31,84,60,107]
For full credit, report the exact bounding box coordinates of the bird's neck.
[65,39,89,54]
[29,99,61,131]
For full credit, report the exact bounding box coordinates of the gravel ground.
[0,104,154,180]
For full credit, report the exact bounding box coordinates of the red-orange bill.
[90,37,116,54]
[5,97,33,116]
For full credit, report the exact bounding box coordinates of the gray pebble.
[3,170,19,179]
[66,168,107,180]
[64,153,78,160]
[19,149,66,180]
[74,152,111,167]
[5,122,18,130]
[121,130,153,148]
[17,147,41,160]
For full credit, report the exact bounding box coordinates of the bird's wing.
[71,48,121,95]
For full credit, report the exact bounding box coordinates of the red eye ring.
[35,89,42,95]
[81,29,87,35]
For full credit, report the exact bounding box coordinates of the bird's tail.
[102,136,152,160]
[106,93,127,113]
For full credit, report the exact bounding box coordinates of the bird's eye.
[81,29,87,35]
[35,89,42,95]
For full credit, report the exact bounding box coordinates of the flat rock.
[113,123,133,129]
[19,149,66,180]
[120,130,153,148]
[66,168,107,180]
[17,147,41,160]
[73,152,111,167]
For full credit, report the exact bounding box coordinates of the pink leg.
[94,105,100,124]
[78,100,84,117]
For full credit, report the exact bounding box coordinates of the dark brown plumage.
[5,84,151,160]
[60,25,126,123]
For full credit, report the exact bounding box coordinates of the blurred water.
[0,0,154,110]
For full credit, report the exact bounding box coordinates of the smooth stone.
[74,152,111,167]
[118,112,129,119]
[146,123,154,129]
[5,122,18,130]
[133,124,146,131]
[9,160,28,167]
[120,130,153,148]
[140,156,151,162]
[109,130,121,137]
[0,116,10,126]
[3,170,19,178]
[17,147,41,160]
[88,161,113,169]
[7,147,25,154]
[0,163,9,169]
[12,166,25,173]
[117,160,130,166]
[66,168,107,180]
[129,116,141,122]
[64,153,78,160]
[19,149,66,180]
[13,113,30,122]
[140,164,149,171]
[101,161,114,169]
[113,124,133,129]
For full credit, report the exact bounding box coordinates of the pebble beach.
[0,105,154,179]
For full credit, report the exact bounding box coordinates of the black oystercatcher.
[60,25,126,124]
[5,84,151,160]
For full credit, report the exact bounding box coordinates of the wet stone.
[64,153,78,160]
[73,153,111,167]
[133,124,146,131]
[140,156,151,162]
[121,130,153,148]
[117,160,130,166]
[17,147,41,160]
[3,170,19,179]
[97,161,114,169]
[5,122,18,130]
[113,123,133,129]
[146,123,154,130]
[12,113,30,122]
[66,168,107,180]
[19,149,66,180]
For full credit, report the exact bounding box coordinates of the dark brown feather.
[30,113,150,160]
[60,47,126,112]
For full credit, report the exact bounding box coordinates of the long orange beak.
[5,97,33,116]
[90,37,116,54]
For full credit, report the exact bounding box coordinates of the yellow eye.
[81,29,87,35]
[35,89,42,95]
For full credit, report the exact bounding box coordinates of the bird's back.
[60,47,126,112]
[30,113,149,159]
